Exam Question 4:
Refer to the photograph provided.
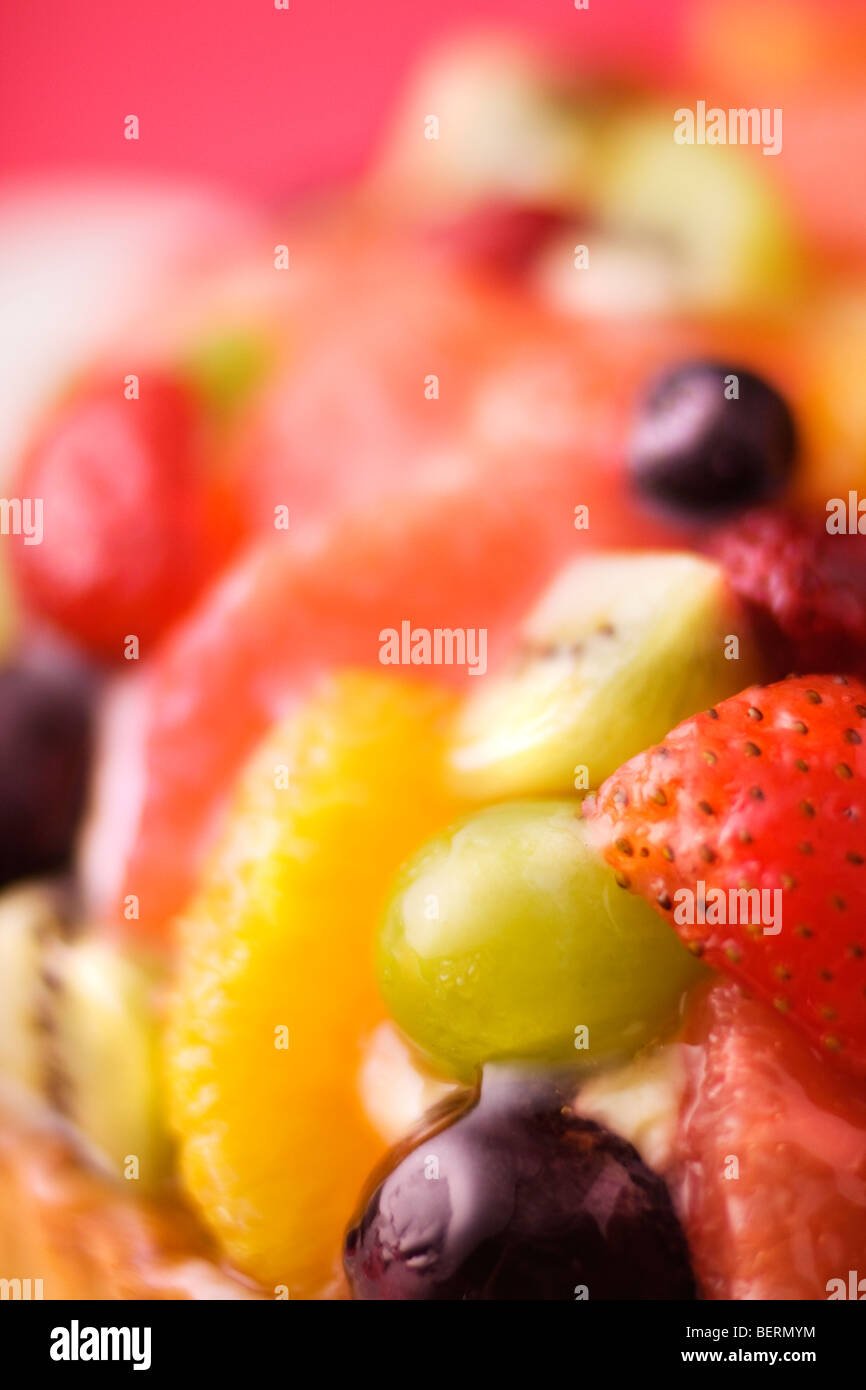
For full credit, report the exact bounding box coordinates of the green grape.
[377,801,705,1079]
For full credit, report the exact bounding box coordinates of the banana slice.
[450,551,760,799]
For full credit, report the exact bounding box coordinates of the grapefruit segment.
[671,981,866,1300]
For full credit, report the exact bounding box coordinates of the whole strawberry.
[585,674,866,1075]
[10,372,240,662]
[712,508,866,678]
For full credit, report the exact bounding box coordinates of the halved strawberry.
[586,673,866,1075]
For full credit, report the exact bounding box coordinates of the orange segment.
[166,673,463,1297]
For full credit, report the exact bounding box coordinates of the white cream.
[358,1022,461,1145]
[359,1021,687,1173]
[572,1045,687,1172]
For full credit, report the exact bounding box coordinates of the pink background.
[0,0,688,199]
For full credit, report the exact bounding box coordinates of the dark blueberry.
[628,360,796,517]
[344,1067,696,1300]
[0,649,95,886]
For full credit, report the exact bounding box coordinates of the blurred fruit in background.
[373,36,804,316]
[373,38,600,216]
[628,362,797,518]
[77,279,813,943]
[0,0,865,1305]
[588,109,803,315]
[10,373,241,660]
[684,0,866,270]
[794,293,866,507]
[81,285,720,939]
[0,184,259,477]
[0,648,94,886]
[712,509,866,678]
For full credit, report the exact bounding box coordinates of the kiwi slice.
[592,109,803,313]
[450,551,760,799]
[0,884,57,1097]
[0,884,169,1187]
[46,937,169,1186]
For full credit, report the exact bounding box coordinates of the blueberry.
[628,360,796,517]
[0,651,95,886]
[344,1067,696,1300]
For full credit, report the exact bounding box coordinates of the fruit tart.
[2,17,866,1301]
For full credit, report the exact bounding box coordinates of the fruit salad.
[2,14,866,1302]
